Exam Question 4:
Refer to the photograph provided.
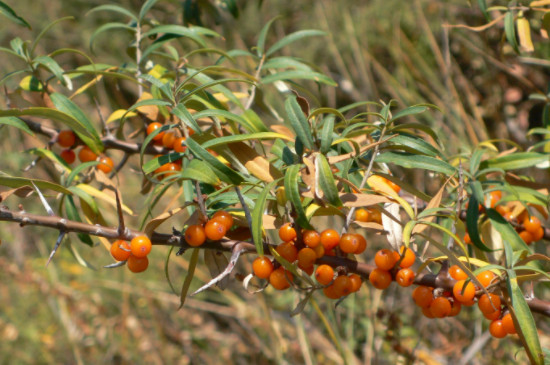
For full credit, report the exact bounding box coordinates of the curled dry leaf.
[144,203,194,236]
[382,202,402,251]
[227,141,283,182]
[204,250,230,290]
[0,186,34,202]
[339,193,392,207]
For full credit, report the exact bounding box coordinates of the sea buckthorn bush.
[0,0,549,363]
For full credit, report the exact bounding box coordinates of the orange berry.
[301,264,314,276]
[449,300,462,316]
[252,257,274,279]
[354,234,367,254]
[147,122,165,141]
[412,286,434,308]
[162,131,177,149]
[478,293,501,314]
[476,270,496,289]
[453,280,476,303]
[385,178,401,193]
[395,268,415,287]
[339,233,359,254]
[155,162,181,178]
[422,306,435,318]
[495,205,510,216]
[297,247,316,268]
[449,265,468,281]
[483,307,502,321]
[369,268,392,290]
[320,229,340,250]
[396,247,415,268]
[57,130,76,147]
[204,219,227,241]
[489,320,507,338]
[269,267,292,290]
[369,209,382,224]
[355,208,370,222]
[97,155,114,173]
[276,241,298,263]
[212,211,234,231]
[315,264,334,285]
[130,235,152,258]
[429,297,452,318]
[303,230,321,248]
[184,224,206,247]
[532,226,544,241]
[487,191,501,208]
[78,146,97,163]
[323,284,341,299]
[519,230,534,245]
[60,149,75,164]
[172,137,187,153]
[333,275,353,297]
[523,216,541,235]
[110,240,131,261]
[349,274,362,292]
[127,255,149,273]
[501,313,517,334]
[279,223,297,242]
[374,249,398,271]
[464,233,472,245]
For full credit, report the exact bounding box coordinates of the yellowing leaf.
[136,92,159,120]
[107,109,138,124]
[517,16,535,53]
[227,142,283,182]
[367,175,398,197]
[75,184,134,215]
[144,203,193,236]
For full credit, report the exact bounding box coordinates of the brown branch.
[1,205,549,317]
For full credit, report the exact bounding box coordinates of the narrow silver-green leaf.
[87,4,137,21]
[376,152,455,175]
[0,116,34,135]
[266,30,326,57]
[179,248,200,309]
[0,1,30,29]
[186,137,243,185]
[256,16,281,56]
[480,152,549,171]
[504,11,519,53]
[0,175,72,195]
[139,0,158,20]
[181,159,220,185]
[316,154,342,207]
[284,164,312,229]
[202,132,290,149]
[262,70,337,86]
[285,95,314,151]
[251,180,278,256]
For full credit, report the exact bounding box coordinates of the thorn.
[46,231,66,267]
[114,185,125,236]
[191,244,243,296]
[104,260,127,268]
[32,182,55,216]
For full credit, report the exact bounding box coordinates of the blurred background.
[0,0,548,364]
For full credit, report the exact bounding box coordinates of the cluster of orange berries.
[369,247,416,289]
[183,211,233,247]
[146,122,194,178]
[110,235,152,273]
[56,129,114,173]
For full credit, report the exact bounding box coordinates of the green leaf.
[89,22,135,52]
[142,150,184,174]
[480,152,549,171]
[263,56,313,72]
[376,152,456,175]
[543,13,550,39]
[316,154,342,207]
[179,248,199,309]
[33,56,67,86]
[266,30,326,57]
[0,116,34,136]
[139,0,158,20]
[0,175,72,195]
[504,11,519,53]
[120,98,172,129]
[0,1,30,29]
[181,159,220,185]
[201,132,291,149]
[251,180,278,256]
[186,137,243,185]
[256,16,281,57]
[193,109,266,133]
[66,161,99,186]
[68,186,99,215]
[65,195,93,246]
[387,134,441,157]
[285,95,314,151]
[507,271,544,365]
[171,104,201,133]
[262,70,337,86]
[30,16,73,56]
[87,4,137,22]
[284,164,312,229]
[50,93,103,153]
[27,148,71,173]
[486,208,531,256]
[390,123,440,144]
[141,25,220,48]
[466,191,493,252]
[320,117,335,154]
[391,105,432,122]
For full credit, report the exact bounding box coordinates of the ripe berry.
[496,205,510,216]
[97,156,114,173]
[279,223,297,242]
[464,233,472,245]
[252,257,274,279]
[449,300,462,316]
[487,191,501,208]
[476,270,495,288]
[127,255,149,273]
[355,208,370,222]
[412,286,434,308]
[162,131,177,149]
[478,293,501,315]
[519,230,534,245]
[369,209,382,224]
[354,234,367,254]
[483,308,502,321]
[489,319,507,338]
[185,224,206,247]
[303,230,321,248]
[374,249,398,271]
[323,284,340,299]
[395,247,415,268]
[501,313,517,334]
[173,137,187,153]
[449,265,468,281]
[349,274,362,292]
[453,280,475,303]
[395,268,415,287]
[60,149,76,164]
[429,297,452,318]
[532,226,544,241]
[130,235,152,258]
[523,215,541,234]
[422,306,435,318]
[320,229,340,250]
[110,240,131,261]
[155,162,181,178]
[78,146,97,163]
[315,264,334,285]
[57,130,76,147]
[204,219,227,240]
[211,211,234,231]
[147,122,165,141]
[333,275,353,297]
[339,233,359,253]
[297,247,316,268]
[269,267,292,290]
[369,268,392,290]
[385,178,401,193]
